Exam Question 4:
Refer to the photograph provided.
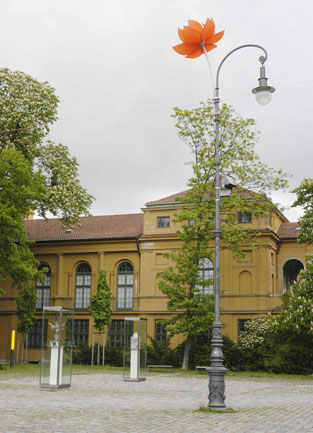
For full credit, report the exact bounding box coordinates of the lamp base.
[207,321,227,409]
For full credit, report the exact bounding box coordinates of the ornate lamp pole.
[207,44,275,410]
[173,20,275,410]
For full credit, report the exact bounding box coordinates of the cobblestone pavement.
[1,372,313,433]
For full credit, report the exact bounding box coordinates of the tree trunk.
[97,333,100,366]
[91,333,95,366]
[182,336,192,370]
[21,335,25,363]
[102,332,105,366]
[25,333,28,363]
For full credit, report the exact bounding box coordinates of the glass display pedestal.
[123,318,147,382]
[40,306,74,389]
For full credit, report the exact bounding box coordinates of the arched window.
[117,262,133,310]
[75,263,91,310]
[36,264,51,309]
[195,258,214,295]
[283,259,304,291]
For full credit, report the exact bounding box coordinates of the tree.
[278,256,313,335]
[0,68,94,332]
[292,178,313,244]
[88,270,113,365]
[158,100,288,369]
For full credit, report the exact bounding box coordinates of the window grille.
[75,263,91,310]
[157,216,170,228]
[195,258,214,295]
[117,262,133,310]
[36,264,51,309]
[28,319,47,348]
[155,320,167,342]
[238,212,252,224]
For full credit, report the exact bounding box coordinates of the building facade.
[0,190,310,361]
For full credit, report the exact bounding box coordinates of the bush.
[147,337,181,367]
[238,316,274,371]
[72,344,123,366]
[222,335,245,371]
[72,345,91,365]
[237,316,313,374]
[264,330,313,374]
[173,332,243,370]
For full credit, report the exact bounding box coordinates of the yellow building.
[0,190,310,361]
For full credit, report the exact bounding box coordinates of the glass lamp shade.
[255,89,273,105]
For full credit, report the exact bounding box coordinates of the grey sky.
[2,0,312,221]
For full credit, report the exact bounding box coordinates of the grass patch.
[226,370,313,381]
[0,362,40,379]
[1,363,313,381]
[195,405,238,414]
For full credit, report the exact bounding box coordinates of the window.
[75,263,91,310]
[35,264,51,309]
[157,216,170,228]
[238,212,252,224]
[72,319,89,347]
[116,262,133,310]
[28,319,47,348]
[109,320,133,348]
[238,319,250,337]
[195,258,214,295]
[188,219,195,226]
[155,320,167,342]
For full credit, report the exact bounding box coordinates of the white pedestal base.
[50,346,63,386]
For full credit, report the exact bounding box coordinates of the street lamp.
[207,44,275,410]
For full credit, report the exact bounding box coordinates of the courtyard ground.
[0,369,313,432]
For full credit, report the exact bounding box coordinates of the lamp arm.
[215,44,268,91]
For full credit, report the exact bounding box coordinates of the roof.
[146,190,189,207]
[24,214,144,242]
[146,187,262,207]
[277,222,301,239]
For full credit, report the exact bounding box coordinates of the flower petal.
[178,28,185,42]
[183,26,201,44]
[173,42,198,56]
[206,30,224,44]
[186,46,203,59]
[201,18,215,41]
[188,20,203,33]
[203,43,217,53]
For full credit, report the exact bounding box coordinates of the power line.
[0,77,313,133]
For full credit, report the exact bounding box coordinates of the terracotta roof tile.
[277,222,300,239]
[146,190,189,206]
[24,214,143,242]
[146,187,256,207]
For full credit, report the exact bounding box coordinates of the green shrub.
[147,337,181,367]
[264,330,313,374]
[222,335,245,371]
[173,332,243,370]
[72,345,91,365]
[72,344,123,366]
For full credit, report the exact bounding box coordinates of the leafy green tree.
[88,270,113,365]
[0,68,94,332]
[158,100,288,369]
[292,178,313,244]
[278,255,313,335]
[237,316,274,370]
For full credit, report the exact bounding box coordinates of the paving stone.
[0,373,313,432]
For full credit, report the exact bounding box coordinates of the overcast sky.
[2,0,313,221]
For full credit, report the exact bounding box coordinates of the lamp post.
[206,44,275,410]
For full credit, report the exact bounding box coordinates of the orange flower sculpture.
[173,18,224,59]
